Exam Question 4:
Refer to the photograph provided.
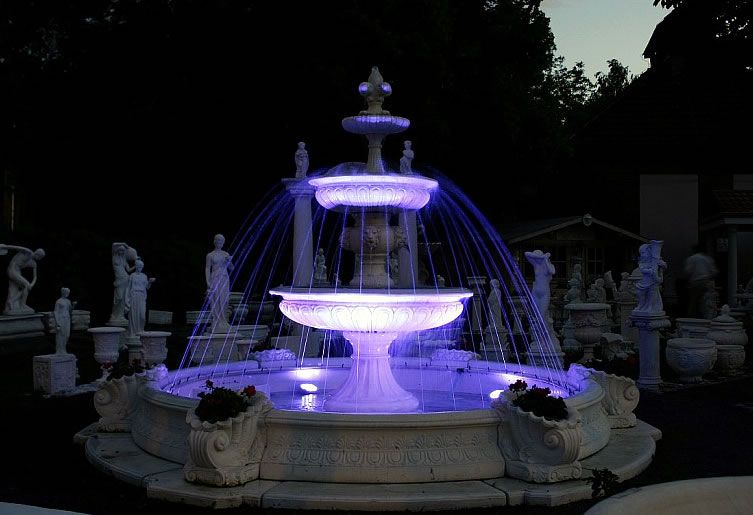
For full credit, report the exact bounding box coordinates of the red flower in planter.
[243,385,256,397]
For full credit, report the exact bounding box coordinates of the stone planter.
[94,373,145,432]
[571,364,639,428]
[675,318,710,338]
[707,305,748,347]
[140,331,171,367]
[184,392,274,486]
[666,338,717,383]
[715,345,746,376]
[236,339,257,361]
[565,303,610,362]
[148,310,173,325]
[492,399,582,483]
[88,327,126,381]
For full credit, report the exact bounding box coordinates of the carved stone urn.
[564,303,610,362]
[666,338,717,383]
[93,372,145,432]
[88,326,125,381]
[184,391,274,487]
[491,398,583,483]
[139,330,171,367]
[707,305,748,347]
[675,318,711,339]
[715,345,746,376]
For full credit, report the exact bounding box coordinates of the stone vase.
[88,327,126,381]
[492,399,582,483]
[94,373,145,432]
[715,345,746,376]
[184,392,273,486]
[565,303,610,362]
[572,365,639,428]
[707,307,748,347]
[140,330,171,367]
[666,338,717,383]
[675,318,711,338]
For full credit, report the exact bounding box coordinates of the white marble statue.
[436,275,446,288]
[486,278,504,333]
[0,244,46,315]
[388,252,399,282]
[109,242,138,325]
[616,272,633,301]
[635,241,666,313]
[295,141,309,178]
[524,251,554,317]
[206,234,233,332]
[125,260,155,339]
[603,271,616,299]
[314,248,327,284]
[53,287,73,354]
[399,140,414,174]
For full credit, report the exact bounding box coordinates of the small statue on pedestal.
[635,241,666,314]
[0,244,46,316]
[53,287,73,354]
[399,140,414,174]
[295,141,309,178]
[314,248,327,285]
[125,260,156,340]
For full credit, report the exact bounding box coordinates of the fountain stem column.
[284,179,315,287]
[326,331,419,413]
[365,133,387,174]
[398,211,418,288]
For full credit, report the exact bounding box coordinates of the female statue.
[205,234,234,332]
[109,243,137,325]
[0,244,46,315]
[125,260,155,339]
[53,287,73,354]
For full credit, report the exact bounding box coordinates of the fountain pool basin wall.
[130,359,610,483]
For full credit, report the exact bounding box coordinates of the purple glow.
[489,389,504,399]
[269,288,471,333]
[380,83,392,95]
[308,174,438,210]
[358,82,371,95]
[341,115,410,135]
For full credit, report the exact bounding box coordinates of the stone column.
[727,226,738,306]
[629,312,670,390]
[283,179,315,287]
[467,276,487,334]
[617,299,638,347]
[398,211,418,288]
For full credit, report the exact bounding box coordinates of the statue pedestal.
[33,353,77,395]
[630,311,670,390]
[0,313,45,340]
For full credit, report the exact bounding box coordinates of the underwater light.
[299,383,319,393]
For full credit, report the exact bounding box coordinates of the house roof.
[500,214,648,244]
[713,190,753,216]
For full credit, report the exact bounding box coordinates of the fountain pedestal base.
[326,332,419,413]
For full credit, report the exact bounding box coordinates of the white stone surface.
[94,373,145,432]
[85,432,181,486]
[148,310,173,325]
[0,313,45,340]
[630,312,670,390]
[0,503,87,515]
[148,470,279,509]
[33,353,76,395]
[585,476,753,515]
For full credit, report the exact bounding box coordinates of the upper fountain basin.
[341,115,410,135]
[269,287,472,333]
[308,173,438,210]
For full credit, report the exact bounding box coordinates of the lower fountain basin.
[130,359,609,483]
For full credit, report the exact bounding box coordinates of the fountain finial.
[358,66,392,115]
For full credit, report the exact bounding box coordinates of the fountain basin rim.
[309,173,437,188]
[269,287,472,304]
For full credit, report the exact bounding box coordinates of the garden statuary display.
[616,272,636,302]
[294,141,309,178]
[206,234,234,333]
[630,240,671,390]
[587,278,607,303]
[53,287,73,354]
[108,242,138,326]
[603,271,617,300]
[0,244,45,315]
[436,274,446,288]
[399,140,414,174]
[564,264,583,303]
[125,260,156,341]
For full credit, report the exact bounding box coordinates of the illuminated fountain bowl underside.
[131,359,611,483]
[269,288,469,333]
[308,173,438,210]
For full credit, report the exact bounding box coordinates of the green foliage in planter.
[106,359,145,381]
[584,355,639,379]
[508,379,568,421]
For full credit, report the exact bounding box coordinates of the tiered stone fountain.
[79,68,661,510]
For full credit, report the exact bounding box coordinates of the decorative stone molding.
[429,349,479,368]
[309,174,437,210]
[94,373,145,432]
[140,331,171,367]
[252,349,296,362]
[571,365,639,428]
[492,399,583,483]
[184,392,273,487]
